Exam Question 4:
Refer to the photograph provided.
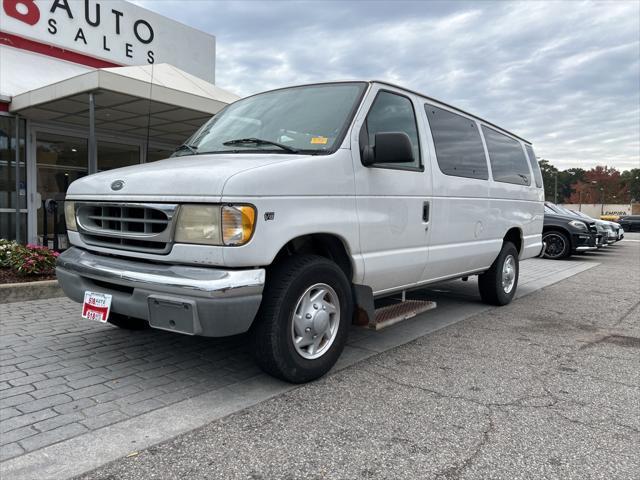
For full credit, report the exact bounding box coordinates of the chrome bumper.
[575,246,598,251]
[56,247,265,337]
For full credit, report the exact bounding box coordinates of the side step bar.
[369,298,437,330]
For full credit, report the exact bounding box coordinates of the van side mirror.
[362,132,414,166]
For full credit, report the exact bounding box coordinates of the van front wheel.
[478,241,519,306]
[251,255,352,383]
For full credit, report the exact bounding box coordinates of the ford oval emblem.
[111,180,125,191]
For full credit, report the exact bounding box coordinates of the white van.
[57,81,544,382]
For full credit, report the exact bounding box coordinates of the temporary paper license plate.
[82,291,112,322]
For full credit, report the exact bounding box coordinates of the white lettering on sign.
[1,0,215,82]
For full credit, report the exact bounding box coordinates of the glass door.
[35,132,88,249]
[0,116,27,242]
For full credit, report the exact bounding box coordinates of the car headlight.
[174,204,256,246]
[64,201,77,231]
[568,220,588,232]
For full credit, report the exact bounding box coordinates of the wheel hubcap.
[291,283,340,360]
[502,255,516,294]
[543,234,565,259]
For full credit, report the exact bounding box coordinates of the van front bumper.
[56,247,265,337]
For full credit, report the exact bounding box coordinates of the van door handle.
[422,201,430,223]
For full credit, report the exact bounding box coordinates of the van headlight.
[64,201,77,231]
[174,204,256,246]
[568,220,587,232]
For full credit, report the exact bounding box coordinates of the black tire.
[478,241,519,306]
[251,254,353,383]
[542,230,571,259]
[107,313,149,330]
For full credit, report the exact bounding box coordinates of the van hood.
[66,153,302,199]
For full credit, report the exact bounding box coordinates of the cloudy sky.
[134,0,639,171]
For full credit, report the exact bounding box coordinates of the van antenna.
[144,62,155,163]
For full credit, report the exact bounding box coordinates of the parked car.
[57,81,544,383]
[618,215,640,232]
[542,204,597,259]
[571,210,623,243]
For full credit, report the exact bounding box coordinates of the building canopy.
[9,63,239,145]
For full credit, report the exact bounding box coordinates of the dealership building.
[0,0,238,246]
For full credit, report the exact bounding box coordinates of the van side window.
[524,144,543,188]
[425,105,488,180]
[481,126,531,186]
[364,91,421,169]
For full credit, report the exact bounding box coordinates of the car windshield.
[174,82,367,157]
[545,203,562,214]
[557,205,577,216]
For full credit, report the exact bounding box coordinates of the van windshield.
[174,82,367,157]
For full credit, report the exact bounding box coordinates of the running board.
[369,299,437,330]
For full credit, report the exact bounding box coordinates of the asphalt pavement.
[75,235,640,480]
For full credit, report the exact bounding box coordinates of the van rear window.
[425,105,488,180]
[482,126,531,186]
[524,144,543,188]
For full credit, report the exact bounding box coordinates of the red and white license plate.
[82,291,112,322]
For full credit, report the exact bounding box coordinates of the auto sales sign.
[0,0,215,82]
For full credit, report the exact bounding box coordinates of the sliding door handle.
[422,201,430,223]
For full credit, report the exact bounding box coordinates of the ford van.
[57,81,545,382]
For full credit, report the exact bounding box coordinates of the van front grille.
[76,203,178,254]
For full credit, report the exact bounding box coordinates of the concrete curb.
[0,279,63,304]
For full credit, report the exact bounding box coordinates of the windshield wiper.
[173,143,199,155]
[222,138,299,153]
[517,174,529,183]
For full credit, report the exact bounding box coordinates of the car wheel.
[542,230,571,259]
[478,241,519,306]
[251,254,352,383]
[107,313,150,330]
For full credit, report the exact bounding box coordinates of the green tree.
[620,168,640,202]
[557,168,586,203]
[538,159,558,202]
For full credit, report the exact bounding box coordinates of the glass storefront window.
[36,132,88,248]
[146,146,173,163]
[0,116,27,241]
[0,212,27,242]
[98,141,140,171]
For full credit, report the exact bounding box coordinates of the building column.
[88,92,97,174]
[14,114,21,243]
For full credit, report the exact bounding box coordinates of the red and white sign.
[0,0,215,82]
[82,291,112,322]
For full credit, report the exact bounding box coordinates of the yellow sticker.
[310,136,328,145]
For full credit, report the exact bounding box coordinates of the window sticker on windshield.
[310,136,328,145]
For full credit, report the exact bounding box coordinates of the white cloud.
[133,0,640,171]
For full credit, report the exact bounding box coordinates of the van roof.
[372,80,532,145]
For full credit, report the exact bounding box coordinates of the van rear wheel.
[251,254,352,383]
[478,241,519,306]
